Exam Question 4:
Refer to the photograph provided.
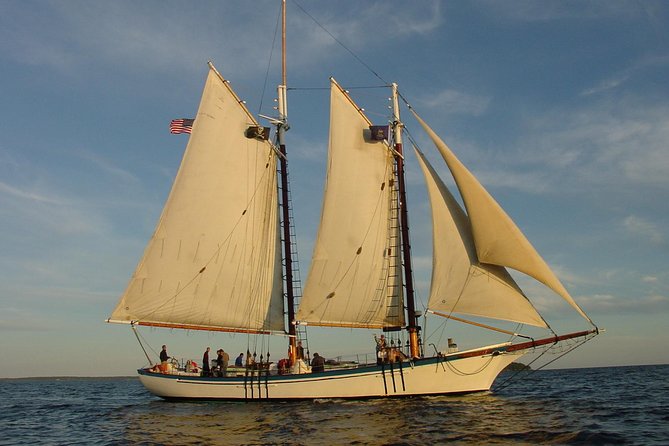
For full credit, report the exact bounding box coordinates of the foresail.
[297,79,404,329]
[415,148,547,327]
[412,110,592,324]
[109,64,285,333]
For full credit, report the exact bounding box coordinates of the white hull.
[138,349,523,400]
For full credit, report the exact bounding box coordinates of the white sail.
[109,64,285,333]
[415,148,547,327]
[297,79,404,329]
[412,110,592,324]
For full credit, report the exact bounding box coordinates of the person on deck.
[296,341,305,361]
[374,335,387,365]
[235,353,244,367]
[160,345,170,363]
[202,347,211,377]
[216,349,229,376]
[311,353,325,373]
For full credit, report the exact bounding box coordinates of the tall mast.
[277,0,298,363]
[282,0,286,87]
[391,83,420,359]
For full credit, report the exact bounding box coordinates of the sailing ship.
[107,3,599,400]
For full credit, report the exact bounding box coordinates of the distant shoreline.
[0,376,137,381]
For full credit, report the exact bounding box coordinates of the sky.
[1,0,668,378]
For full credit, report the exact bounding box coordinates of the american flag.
[170,118,194,134]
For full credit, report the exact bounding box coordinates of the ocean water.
[1,365,667,445]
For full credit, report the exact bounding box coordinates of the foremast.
[391,84,420,359]
[276,0,298,364]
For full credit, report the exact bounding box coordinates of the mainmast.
[276,0,298,364]
[391,83,420,359]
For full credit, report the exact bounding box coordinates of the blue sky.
[1,0,667,378]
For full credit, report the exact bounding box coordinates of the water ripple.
[0,365,667,445]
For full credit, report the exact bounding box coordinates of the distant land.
[504,362,532,371]
[0,376,137,381]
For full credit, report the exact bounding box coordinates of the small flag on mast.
[369,125,389,141]
[170,118,194,134]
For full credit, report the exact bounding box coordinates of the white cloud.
[372,1,443,37]
[518,98,669,195]
[623,215,665,245]
[581,74,631,97]
[577,293,669,314]
[74,150,139,185]
[472,167,548,194]
[418,89,490,117]
[0,1,281,79]
[582,55,669,96]
[476,0,651,22]
[0,181,64,205]
[408,83,669,206]
[0,1,445,83]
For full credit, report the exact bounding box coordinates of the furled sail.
[109,64,285,333]
[412,110,592,324]
[297,79,404,329]
[415,148,547,327]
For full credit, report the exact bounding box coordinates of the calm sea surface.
[1,365,667,445]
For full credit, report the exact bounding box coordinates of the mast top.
[277,0,288,124]
[282,0,287,88]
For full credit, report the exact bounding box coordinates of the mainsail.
[297,79,404,329]
[109,64,285,333]
[415,148,547,327]
[412,110,593,325]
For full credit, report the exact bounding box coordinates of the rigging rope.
[290,0,389,86]
[445,353,496,376]
[131,324,154,366]
[287,85,389,91]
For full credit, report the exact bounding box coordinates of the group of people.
[155,345,246,376]
[201,347,238,377]
[160,337,398,376]
[374,334,407,364]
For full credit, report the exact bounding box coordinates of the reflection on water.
[117,392,590,445]
[120,398,417,445]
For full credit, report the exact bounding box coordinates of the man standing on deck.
[296,341,305,361]
[216,349,230,376]
[202,347,211,377]
[374,335,387,365]
[160,345,170,363]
